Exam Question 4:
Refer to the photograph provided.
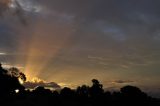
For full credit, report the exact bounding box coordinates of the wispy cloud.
[103,80,136,88]
[112,80,135,84]
[0,52,6,55]
[2,63,24,69]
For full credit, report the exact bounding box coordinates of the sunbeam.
[22,20,74,81]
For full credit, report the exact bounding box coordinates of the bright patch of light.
[0,52,6,55]
[19,78,24,84]
[30,77,45,83]
[58,83,75,88]
[15,89,19,93]
[9,0,16,8]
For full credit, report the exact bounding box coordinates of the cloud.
[24,81,61,89]
[16,0,42,13]
[103,80,135,87]
[0,0,27,25]
[0,0,11,15]
[2,63,24,69]
[0,52,6,55]
[112,80,135,84]
[35,0,160,23]
[23,77,61,89]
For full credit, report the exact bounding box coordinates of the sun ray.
[23,21,74,81]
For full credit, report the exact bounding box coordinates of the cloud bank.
[24,81,61,89]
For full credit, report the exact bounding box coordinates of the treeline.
[0,63,160,106]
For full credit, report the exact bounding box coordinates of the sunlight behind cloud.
[30,77,45,83]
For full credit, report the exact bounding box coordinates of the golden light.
[30,77,45,83]
[20,21,74,82]
[18,78,24,84]
[11,5,76,87]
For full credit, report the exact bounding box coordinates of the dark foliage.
[0,64,159,106]
[0,63,25,97]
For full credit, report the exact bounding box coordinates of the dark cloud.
[37,0,160,22]
[0,0,27,25]
[112,80,135,84]
[0,0,11,15]
[24,81,61,89]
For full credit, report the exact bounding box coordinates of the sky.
[0,0,160,96]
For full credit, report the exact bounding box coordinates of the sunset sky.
[0,0,160,96]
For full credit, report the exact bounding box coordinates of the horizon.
[1,63,160,98]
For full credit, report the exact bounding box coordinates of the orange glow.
[19,21,74,83]
[30,77,45,83]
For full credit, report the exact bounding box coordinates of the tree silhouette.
[0,64,25,97]
[60,87,75,99]
[76,85,89,99]
[9,67,26,83]
[90,79,104,98]
[120,85,148,103]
